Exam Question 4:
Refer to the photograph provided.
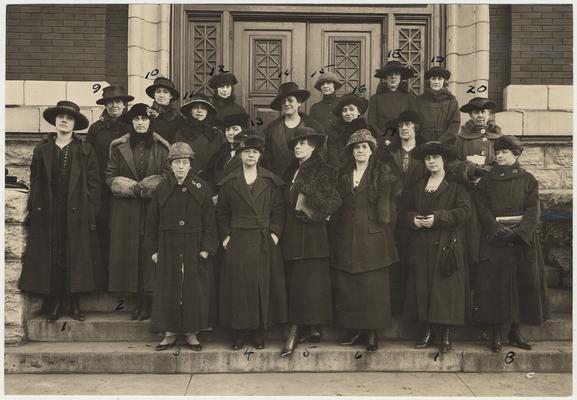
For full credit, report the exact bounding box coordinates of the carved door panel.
[233,22,306,131]
[393,20,430,96]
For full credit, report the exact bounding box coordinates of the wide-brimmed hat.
[124,103,151,123]
[43,100,89,130]
[333,93,369,117]
[411,141,457,161]
[460,97,496,113]
[386,110,420,128]
[270,82,311,111]
[374,61,415,80]
[168,142,195,162]
[494,135,524,156]
[424,66,451,81]
[96,85,134,105]
[180,94,216,116]
[237,134,265,153]
[344,129,378,153]
[221,112,249,129]
[314,72,343,91]
[208,72,238,89]
[145,77,180,100]
[287,127,327,149]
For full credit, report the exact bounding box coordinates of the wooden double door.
[232,21,381,128]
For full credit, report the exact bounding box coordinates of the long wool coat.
[326,117,377,169]
[309,93,339,133]
[216,167,288,329]
[19,134,103,295]
[367,83,417,140]
[204,142,242,192]
[105,132,170,293]
[212,94,247,122]
[146,173,219,333]
[332,159,399,273]
[474,163,549,325]
[149,102,187,144]
[403,177,471,325]
[416,88,460,145]
[262,113,324,178]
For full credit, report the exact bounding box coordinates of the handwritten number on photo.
[303,348,310,357]
[92,83,101,93]
[172,346,181,357]
[431,56,445,63]
[434,352,440,361]
[387,49,401,58]
[310,64,336,77]
[251,117,264,127]
[114,299,125,311]
[352,84,367,94]
[354,351,362,360]
[210,65,230,76]
[505,351,516,364]
[244,347,255,361]
[145,69,159,80]
[61,322,67,332]
[467,85,488,94]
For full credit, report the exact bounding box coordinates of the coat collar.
[110,131,169,179]
[488,162,527,181]
[458,120,502,139]
[40,134,85,195]
[156,173,206,207]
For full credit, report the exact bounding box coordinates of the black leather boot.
[253,328,265,350]
[415,326,434,349]
[232,329,246,351]
[367,330,378,352]
[490,325,502,353]
[508,323,532,350]
[70,294,85,321]
[138,296,151,321]
[280,325,299,357]
[130,295,143,320]
[439,326,452,353]
[46,296,62,322]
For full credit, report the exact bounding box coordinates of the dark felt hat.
[494,135,524,155]
[374,61,415,80]
[124,103,151,123]
[344,129,378,153]
[237,134,265,153]
[145,77,180,100]
[386,110,420,128]
[222,112,249,129]
[270,82,311,111]
[287,126,327,149]
[314,72,343,91]
[460,97,496,113]
[411,141,457,161]
[96,85,134,105]
[180,94,216,116]
[425,66,451,81]
[168,142,195,162]
[333,93,369,117]
[208,72,238,89]
[43,100,89,130]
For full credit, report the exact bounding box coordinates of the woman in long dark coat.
[19,100,101,321]
[416,66,460,145]
[403,141,471,353]
[174,94,224,179]
[309,72,342,132]
[367,61,417,144]
[332,129,399,351]
[216,135,287,350]
[146,142,219,351]
[326,93,375,168]
[106,103,170,320]
[475,135,549,352]
[280,127,341,357]
[146,77,187,143]
[86,86,133,289]
[208,72,247,121]
[262,82,324,178]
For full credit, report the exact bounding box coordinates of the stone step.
[5,341,571,374]
[26,312,572,342]
[547,288,572,313]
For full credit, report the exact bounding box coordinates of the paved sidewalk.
[4,372,572,396]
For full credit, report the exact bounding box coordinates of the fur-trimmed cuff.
[138,175,165,198]
[110,176,139,198]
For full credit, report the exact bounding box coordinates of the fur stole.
[180,116,221,142]
[150,100,182,121]
[376,81,410,95]
[212,94,237,109]
[421,87,455,102]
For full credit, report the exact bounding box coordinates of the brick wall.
[489,5,511,111]
[105,5,129,89]
[510,4,573,85]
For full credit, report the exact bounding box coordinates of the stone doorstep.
[4,341,572,374]
[25,312,572,342]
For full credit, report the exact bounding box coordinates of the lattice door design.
[332,40,361,95]
[253,39,283,93]
[189,22,219,95]
[396,25,426,96]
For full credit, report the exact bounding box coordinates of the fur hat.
[168,142,195,162]
[344,129,378,153]
[494,135,524,156]
[124,103,151,124]
[43,100,89,130]
[425,66,451,80]
[238,135,265,153]
[333,93,369,117]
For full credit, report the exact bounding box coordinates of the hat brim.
[270,90,311,111]
[460,101,496,113]
[314,79,344,91]
[287,133,327,149]
[181,100,217,116]
[344,139,378,154]
[208,74,239,89]
[43,107,89,131]
[374,67,415,80]
[412,143,457,161]
[425,70,451,80]
[145,84,180,101]
[96,95,135,105]
[332,97,369,117]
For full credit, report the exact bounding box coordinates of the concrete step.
[26,312,572,342]
[547,288,572,313]
[5,341,571,374]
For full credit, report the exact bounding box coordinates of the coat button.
[481,150,486,156]
[513,169,518,173]
[482,137,487,141]
[182,187,187,192]
[179,220,185,226]
[72,208,77,214]
[481,129,486,134]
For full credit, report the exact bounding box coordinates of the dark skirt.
[333,267,392,330]
[286,258,332,325]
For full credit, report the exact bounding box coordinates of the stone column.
[446,5,490,109]
[127,4,172,103]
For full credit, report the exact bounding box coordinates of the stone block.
[5,189,29,224]
[523,111,573,135]
[547,288,572,313]
[5,260,23,290]
[5,325,26,346]
[531,169,563,189]
[5,107,40,133]
[562,168,572,189]
[446,24,490,55]
[548,85,573,111]
[547,247,572,273]
[503,85,548,110]
[127,17,164,52]
[540,189,572,211]
[24,81,66,106]
[5,140,35,166]
[66,81,110,108]
[539,220,572,246]
[494,111,523,135]
[518,146,544,168]
[6,166,30,186]
[544,146,573,169]
[6,80,24,105]
[5,223,27,260]
[5,294,25,327]
[129,4,163,23]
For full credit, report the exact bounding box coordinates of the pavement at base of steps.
[4,372,572,397]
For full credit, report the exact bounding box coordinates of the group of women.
[19,59,548,356]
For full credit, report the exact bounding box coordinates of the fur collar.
[421,87,455,102]
[109,131,170,150]
[212,94,237,108]
[156,172,209,207]
[488,162,527,181]
[376,81,409,95]
[333,117,368,139]
[459,120,502,139]
[181,116,221,142]
[151,101,182,121]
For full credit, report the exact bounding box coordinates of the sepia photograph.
[3,1,573,397]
